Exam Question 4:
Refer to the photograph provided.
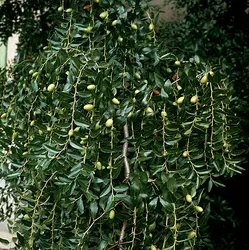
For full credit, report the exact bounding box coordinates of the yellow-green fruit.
[39,130,43,136]
[109,209,115,219]
[188,231,196,240]
[112,20,117,26]
[175,60,181,66]
[210,70,215,77]
[96,161,102,170]
[22,151,28,156]
[74,127,80,132]
[68,129,74,137]
[32,72,39,78]
[148,221,156,231]
[118,36,123,43]
[131,23,138,30]
[83,104,94,111]
[99,11,108,19]
[161,111,167,118]
[134,72,141,79]
[184,246,192,250]
[190,95,198,104]
[30,120,35,126]
[105,118,113,127]
[177,96,185,104]
[65,8,72,13]
[145,107,154,116]
[166,68,172,73]
[1,113,7,119]
[135,89,140,94]
[200,74,208,84]
[183,151,189,157]
[127,111,133,118]
[162,151,167,157]
[58,6,63,12]
[47,83,55,92]
[7,106,12,113]
[112,98,120,105]
[151,245,157,250]
[194,206,203,213]
[185,194,192,203]
[94,0,99,2]
[29,69,34,75]
[47,126,52,132]
[149,23,154,31]
[23,214,30,220]
[87,84,96,90]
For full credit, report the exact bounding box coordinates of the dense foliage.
[0,0,245,249]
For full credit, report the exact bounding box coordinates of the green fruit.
[148,221,156,231]
[83,104,94,111]
[94,0,99,2]
[83,26,93,33]
[194,206,203,213]
[190,95,198,104]
[187,231,196,240]
[30,120,35,126]
[210,70,214,77]
[183,151,189,157]
[177,96,185,104]
[145,107,154,116]
[87,84,96,90]
[185,194,192,203]
[23,214,30,220]
[127,111,133,118]
[112,20,117,26]
[134,72,141,79]
[118,36,123,43]
[96,161,102,170]
[135,89,140,94]
[112,98,120,105]
[99,11,108,19]
[39,130,43,136]
[175,60,181,66]
[161,111,167,118]
[184,246,192,250]
[58,6,63,12]
[166,68,172,73]
[200,74,208,84]
[65,8,72,13]
[105,118,113,127]
[47,83,55,92]
[109,209,115,219]
[74,127,80,132]
[131,23,138,30]
[149,23,154,31]
[32,72,39,78]
[68,129,74,137]
[22,151,28,156]
[29,69,34,75]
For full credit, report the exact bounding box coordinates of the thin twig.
[123,124,130,181]
[119,220,128,250]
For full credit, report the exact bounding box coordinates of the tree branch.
[123,124,130,181]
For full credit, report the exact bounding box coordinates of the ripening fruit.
[68,129,74,137]
[58,6,63,12]
[175,60,181,66]
[99,11,108,19]
[109,209,115,219]
[112,20,117,26]
[83,104,94,111]
[161,111,167,118]
[105,118,113,127]
[148,221,156,231]
[134,72,141,79]
[194,206,203,213]
[209,70,214,77]
[112,98,120,105]
[47,126,52,132]
[65,8,72,13]
[183,151,189,157]
[118,36,123,43]
[47,83,55,92]
[185,194,192,203]
[177,96,185,104]
[200,74,208,84]
[149,23,154,31]
[30,120,35,126]
[151,245,157,250]
[131,23,138,30]
[187,231,196,240]
[190,95,198,104]
[1,113,7,119]
[87,84,96,90]
[96,161,102,170]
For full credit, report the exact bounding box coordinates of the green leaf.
[90,201,98,218]
[77,198,84,214]
[0,237,10,245]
